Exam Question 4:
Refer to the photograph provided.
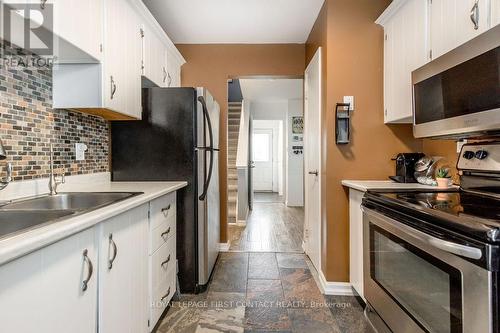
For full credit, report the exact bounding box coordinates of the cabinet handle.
[160,287,171,302]
[82,249,93,292]
[167,72,172,87]
[470,0,479,30]
[110,76,117,99]
[108,234,118,270]
[161,204,171,217]
[163,67,167,83]
[160,227,171,239]
[40,0,47,9]
[161,254,171,268]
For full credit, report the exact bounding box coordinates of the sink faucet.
[48,143,65,195]
[0,138,12,191]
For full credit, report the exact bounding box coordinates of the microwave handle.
[363,207,483,260]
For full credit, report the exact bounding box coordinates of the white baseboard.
[218,242,230,252]
[318,270,353,296]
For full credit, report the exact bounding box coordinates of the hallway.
[228,198,304,252]
[157,252,372,333]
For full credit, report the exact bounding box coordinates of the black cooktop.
[364,190,500,244]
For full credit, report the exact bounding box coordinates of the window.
[253,133,271,162]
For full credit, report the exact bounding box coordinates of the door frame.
[303,47,322,271]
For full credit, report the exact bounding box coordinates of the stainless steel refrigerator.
[111,87,220,293]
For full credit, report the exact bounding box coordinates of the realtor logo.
[1,2,54,66]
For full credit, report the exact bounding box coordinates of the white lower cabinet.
[0,190,179,333]
[99,204,149,333]
[148,193,178,330]
[348,188,365,301]
[0,227,98,333]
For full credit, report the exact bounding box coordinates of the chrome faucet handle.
[0,162,12,190]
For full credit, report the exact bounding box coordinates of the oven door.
[363,208,492,333]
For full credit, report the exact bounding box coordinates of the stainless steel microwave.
[412,24,500,139]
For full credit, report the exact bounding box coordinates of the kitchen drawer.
[151,235,176,294]
[150,264,176,328]
[150,193,176,230]
[150,213,176,255]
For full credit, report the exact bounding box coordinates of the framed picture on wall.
[292,116,303,134]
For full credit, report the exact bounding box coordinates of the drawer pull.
[108,234,117,270]
[161,254,171,268]
[161,204,172,217]
[160,287,171,302]
[82,249,93,292]
[160,227,171,239]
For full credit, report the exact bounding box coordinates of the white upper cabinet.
[0,227,98,333]
[492,0,500,26]
[430,0,490,59]
[52,0,103,62]
[52,0,184,120]
[377,0,429,124]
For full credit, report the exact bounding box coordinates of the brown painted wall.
[306,0,424,281]
[176,44,306,242]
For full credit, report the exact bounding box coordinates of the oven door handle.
[363,207,483,260]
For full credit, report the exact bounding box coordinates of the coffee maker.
[389,153,425,183]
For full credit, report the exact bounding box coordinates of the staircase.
[227,102,242,224]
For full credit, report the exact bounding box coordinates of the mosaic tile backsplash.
[0,66,109,181]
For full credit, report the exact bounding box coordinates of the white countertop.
[341,180,453,192]
[0,179,187,266]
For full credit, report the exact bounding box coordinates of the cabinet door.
[124,4,143,119]
[0,228,98,333]
[142,26,166,87]
[103,0,127,113]
[53,0,103,61]
[492,0,500,26]
[165,47,181,88]
[99,205,149,333]
[430,0,489,59]
[383,0,428,124]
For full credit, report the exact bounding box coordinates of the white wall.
[285,99,304,206]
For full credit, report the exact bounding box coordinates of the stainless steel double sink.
[0,192,143,240]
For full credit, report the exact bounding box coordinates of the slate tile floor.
[156,252,374,333]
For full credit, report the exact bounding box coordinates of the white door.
[99,205,149,333]
[0,227,98,333]
[252,129,274,191]
[304,48,322,271]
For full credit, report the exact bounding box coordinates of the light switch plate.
[343,96,354,111]
[75,143,88,161]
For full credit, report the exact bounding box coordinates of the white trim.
[375,0,408,26]
[318,270,354,296]
[218,242,230,252]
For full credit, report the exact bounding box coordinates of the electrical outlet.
[75,143,88,161]
[343,96,354,111]
[457,140,468,153]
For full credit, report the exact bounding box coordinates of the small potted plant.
[436,167,451,189]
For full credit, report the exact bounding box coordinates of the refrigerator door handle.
[198,96,215,201]
[199,148,214,201]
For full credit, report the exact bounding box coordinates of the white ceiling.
[240,79,303,101]
[142,0,325,44]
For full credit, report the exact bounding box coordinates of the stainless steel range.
[362,142,500,333]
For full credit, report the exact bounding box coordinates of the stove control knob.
[463,151,475,160]
[475,150,488,160]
